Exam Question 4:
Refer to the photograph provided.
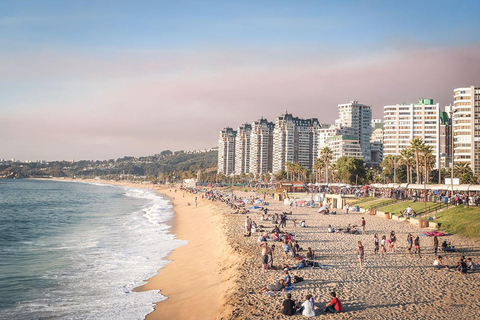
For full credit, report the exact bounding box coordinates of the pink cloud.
[2,44,480,160]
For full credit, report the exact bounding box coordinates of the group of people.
[281,292,342,316]
[433,255,476,273]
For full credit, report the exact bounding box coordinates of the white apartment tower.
[452,86,480,173]
[317,124,339,157]
[217,127,237,175]
[234,123,252,175]
[336,101,372,164]
[272,113,320,173]
[383,98,440,168]
[327,135,363,163]
[249,118,274,176]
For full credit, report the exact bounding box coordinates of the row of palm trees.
[382,137,436,184]
[382,137,478,184]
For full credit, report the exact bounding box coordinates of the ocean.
[0,179,186,320]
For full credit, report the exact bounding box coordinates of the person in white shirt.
[299,294,315,317]
[433,255,447,269]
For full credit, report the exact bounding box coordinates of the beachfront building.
[317,124,340,156]
[272,113,320,173]
[336,101,373,165]
[249,118,274,177]
[452,86,480,173]
[234,123,252,175]
[327,135,363,162]
[383,98,440,169]
[217,127,237,175]
[370,119,384,165]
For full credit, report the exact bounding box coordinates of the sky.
[1,0,480,161]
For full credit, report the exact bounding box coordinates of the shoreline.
[42,178,236,319]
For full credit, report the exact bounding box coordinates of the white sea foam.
[11,185,186,320]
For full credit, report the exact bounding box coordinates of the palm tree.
[313,158,324,183]
[285,162,295,181]
[380,155,395,183]
[399,147,414,184]
[410,137,425,184]
[320,147,333,184]
[419,144,434,183]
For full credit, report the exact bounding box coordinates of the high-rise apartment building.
[317,124,339,156]
[272,113,320,173]
[383,98,440,168]
[217,127,237,175]
[371,119,384,165]
[327,135,363,162]
[234,123,252,175]
[249,118,274,176]
[336,101,372,164]
[452,86,480,172]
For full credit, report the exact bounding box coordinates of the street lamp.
[449,109,458,201]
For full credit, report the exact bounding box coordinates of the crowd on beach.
[179,185,478,318]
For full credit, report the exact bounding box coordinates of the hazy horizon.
[2,1,480,161]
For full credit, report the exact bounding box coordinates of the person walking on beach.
[194,196,197,208]
[407,233,413,255]
[345,203,350,214]
[268,244,275,268]
[356,241,364,268]
[380,235,387,257]
[414,236,421,258]
[389,231,397,252]
[245,216,252,236]
[361,217,366,234]
[280,214,287,228]
[433,236,439,254]
[374,234,379,254]
[261,243,270,272]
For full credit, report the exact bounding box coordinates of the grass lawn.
[350,197,378,205]
[359,198,399,210]
[379,201,439,215]
[435,206,480,238]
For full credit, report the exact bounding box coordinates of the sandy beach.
[46,179,480,319]
[214,190,480,320]
[137,188,239,320]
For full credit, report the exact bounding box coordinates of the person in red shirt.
[324,291,342,313]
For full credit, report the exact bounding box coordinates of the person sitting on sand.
[257,233,267,243]
[293,241,301,256]
[306,247,315,260]
[327,225,335,233]
[281,293,296,316]
[467,258,476,271]
[260,279,285,293]
[433,255,447,269]
[456,259,468,274]
[300,220,306,228]
[283,242,291,258]
[283,269,292,287]
[297,294,315,317]
[324,291,342,313]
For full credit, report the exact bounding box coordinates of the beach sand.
[216,190,480,320]
[46,179,480,319]
[137,188,239,320]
